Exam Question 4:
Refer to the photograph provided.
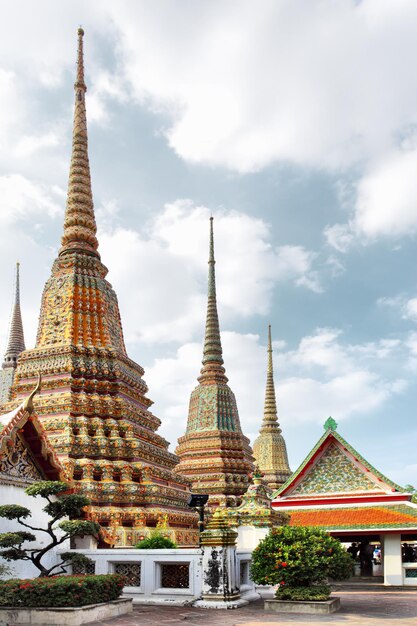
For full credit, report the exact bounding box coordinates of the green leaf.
[0,532,36,547]
[25,481,68,498]
[0,505,31,520]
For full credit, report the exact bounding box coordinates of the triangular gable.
[274,420,405,500]
[0,378,65,486]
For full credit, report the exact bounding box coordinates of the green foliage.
[44,494,90,519]
[0,481,100,577]
[0,505,31,520]
[0,532,36,547]
[59,552,94,572]
[25,481,68,498]
[250,526,353,593]
[277,584,331,601]
[0,548,27,561]
[135,533,177,549]
[0,574,125,607]
[59,520,100,537]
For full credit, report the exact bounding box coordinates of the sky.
[1,0,417,487]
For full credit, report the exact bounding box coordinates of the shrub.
[0,574,125,607]
[277,585,331,601]
[250,526,353,600]
[135,533,176,549]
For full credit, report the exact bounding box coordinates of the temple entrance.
[334,534,383,580]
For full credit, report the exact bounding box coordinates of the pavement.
[89,590,417,626]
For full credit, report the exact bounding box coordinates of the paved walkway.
[90,590,417,626]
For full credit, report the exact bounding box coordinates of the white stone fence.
[59,548,256,605]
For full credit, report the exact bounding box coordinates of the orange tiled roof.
[289,505,417,529]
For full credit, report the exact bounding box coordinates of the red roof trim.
[272,493,411,508]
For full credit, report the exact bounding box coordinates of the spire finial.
[261,324,280,430]
[59,28,100,259]
[2,263,26,368]
[15,262,20,306]
[199,217,227,382]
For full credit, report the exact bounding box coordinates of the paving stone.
[87,590,417,626]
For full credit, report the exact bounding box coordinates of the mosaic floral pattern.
[292,442,378,494]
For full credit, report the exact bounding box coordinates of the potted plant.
[250,526,353,614]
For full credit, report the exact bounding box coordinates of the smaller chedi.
[252,325,291,491]
[176,218,254,509]
[0,263,26,406]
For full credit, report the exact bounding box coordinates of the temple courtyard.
[87,590,417,626]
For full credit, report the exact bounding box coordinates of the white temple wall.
[0,484,69,579]
[236,525,269,551]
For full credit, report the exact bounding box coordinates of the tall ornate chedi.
[6,29,197,547]
[252,325,291,490]
[0,263,26,406]
[176,218,254,508]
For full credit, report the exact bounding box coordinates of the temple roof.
[288,504,417,531]
[0,377,64,483]
[2,262,25,368]
[271,419,415,531]
[273,418,405,501]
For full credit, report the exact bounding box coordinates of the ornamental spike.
[59,28,100,259]
[3,262,26,366]
[261,324,280,430]
[199,217,227,382]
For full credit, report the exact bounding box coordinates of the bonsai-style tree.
[251,526,353,601]
[0,481,100,577]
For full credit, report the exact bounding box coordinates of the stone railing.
[403,562,417,585]
[59,548,258,605]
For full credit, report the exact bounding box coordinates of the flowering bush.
[250,526,353,600]
[0,574,125,607]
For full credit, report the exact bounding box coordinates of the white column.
[382,533,403,586]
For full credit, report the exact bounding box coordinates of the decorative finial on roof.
[59,28,100,259]
[3,262,26,367]
[23,373,42,415]
[261,324,280,430]
[324,416,338,431]
[199,217,227,382]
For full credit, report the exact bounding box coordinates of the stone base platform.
[264,596,340,614]
[0,598,133,626]
[194,598,249,609]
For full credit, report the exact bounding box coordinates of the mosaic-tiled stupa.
[175,218,254,509]
[0,263,26,406]
[4,29,198,547]
[252,325,291,491]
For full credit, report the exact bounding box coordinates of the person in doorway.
[359,542,374,575]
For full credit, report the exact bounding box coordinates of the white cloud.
[144,327,408,450]
[0,175,61,225]
[99,200,320,343]
[102,0,417,173]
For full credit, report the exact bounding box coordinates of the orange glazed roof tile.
[289,505,417,530]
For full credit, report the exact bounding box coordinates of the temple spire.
[59,27,99,259]
[0,263,26,405]
[3,263,26,365]
[199,218,227,383]
[252,325,291,491]
[261,324,280,430]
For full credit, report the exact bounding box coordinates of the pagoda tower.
[252,325,291,490]
[6,29,197,546]
[176,218,254,509]
[0,263,26,406]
